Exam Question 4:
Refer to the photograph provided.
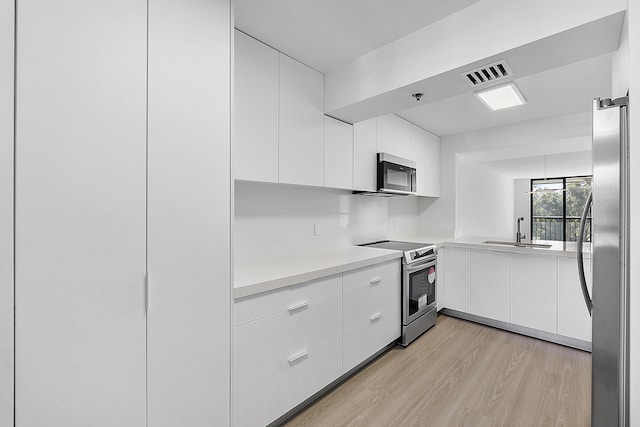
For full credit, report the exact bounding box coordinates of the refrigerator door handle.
[577,190,593,316]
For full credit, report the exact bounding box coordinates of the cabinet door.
[410,126,427,196]
[0,1,13,424]
[510,254,557,333]
[470,250,510,322]
[147,1,231,426]
[395,117,412,160]
[443,247,470,312]
[353,118,377,191]
[279,54,324,186]
[324,116,353,189]
[376,114,397,155]
[234,30,279,182]
[557,256,592,342]
[15,1,147,425]
[424,131,441,197]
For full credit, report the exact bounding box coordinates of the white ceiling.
[234,0,480,73]
[398,53,613,136]
[234,1,621,136]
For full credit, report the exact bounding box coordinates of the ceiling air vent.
[461,60,513,87]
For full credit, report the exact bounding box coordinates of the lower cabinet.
[557,256,592,341]
[233,260,401,426]
[440,246,591,345]
[510,253,557,334]
[442,247,470,312]
[342,260,401,372]
[470,250,510,322]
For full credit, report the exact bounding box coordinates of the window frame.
[529,175,592,242]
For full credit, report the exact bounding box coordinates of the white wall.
[514,179,531,240]
[456,162,514,240]
[234,181,420,259]
[419,111,594,239]
[0,0,13,424]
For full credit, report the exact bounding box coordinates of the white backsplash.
[234,181,419,258]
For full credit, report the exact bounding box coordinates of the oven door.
[403,257,437,325]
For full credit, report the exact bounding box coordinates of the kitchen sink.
[482,240,552,249]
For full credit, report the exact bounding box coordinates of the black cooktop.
[359,240,434,252]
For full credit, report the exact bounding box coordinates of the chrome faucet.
[516,217,526,243]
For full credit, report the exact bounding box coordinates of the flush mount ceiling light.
[475,82,526,111]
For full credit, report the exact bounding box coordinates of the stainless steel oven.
[402,249,437,346]
[358,240,437,346]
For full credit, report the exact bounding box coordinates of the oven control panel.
[405,246,437,264]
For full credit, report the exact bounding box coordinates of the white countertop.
[234,246,402,299]
[234,236,591,299]
[394,234,591,257]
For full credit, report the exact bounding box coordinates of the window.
[530,176,592,242]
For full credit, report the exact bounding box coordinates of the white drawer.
[234,334,342,427]
[342,279,400,373]
[342,259,400,291]
[234,292,342,386]
[342,268,400,329]
[234,273,342,325]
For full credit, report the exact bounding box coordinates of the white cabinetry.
[353,118,377,191]
[15,1,147,425]
[557,256,592,341]
[342,261,401,372]
[147,1,232,425]
[510,254,557,334]
[376,114,411,159]
[278,54,325,186]
[410,125,427,196]
[324,116,354,189]
[443,247,471,312]
[423,130,441,197]
[470,250,510,322]
[234,275,342,427]
[395,118,412,159]
[376,114,397,155]
[233,259,401,426]
[234,30,278,182]
[0,2,14,424]
[441,246,591,346]
[233,32,325,188]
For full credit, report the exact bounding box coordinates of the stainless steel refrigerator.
[577,96,630,426]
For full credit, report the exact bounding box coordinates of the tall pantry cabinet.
[0,0,14,425]
[10,0,231,426]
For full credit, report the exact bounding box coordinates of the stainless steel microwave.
[377,152,416,194]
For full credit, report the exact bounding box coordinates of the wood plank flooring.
[285,315,591,427]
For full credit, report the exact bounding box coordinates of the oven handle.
[405,258,436,272]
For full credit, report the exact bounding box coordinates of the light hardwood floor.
[285,315,591,427]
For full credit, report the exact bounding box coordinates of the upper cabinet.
[278,55,325,186]
[233,30,325,187]
[353,118,377,192]
[233,31,439,197]
[423,130,441,197]
[354,114,441,197]
[234,31,279,183]
[324,116,354,189]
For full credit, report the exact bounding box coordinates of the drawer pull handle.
[288,350,309,364]
[288,301,309,312]
[370,277,382,285]
[370,312,382,321]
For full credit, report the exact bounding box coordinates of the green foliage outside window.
[531,176,591,242]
